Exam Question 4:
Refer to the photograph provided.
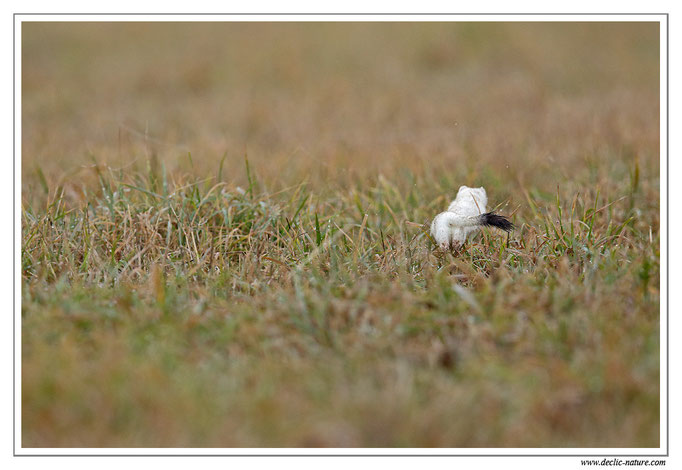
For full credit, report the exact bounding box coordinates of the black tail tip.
[481,212,515,232]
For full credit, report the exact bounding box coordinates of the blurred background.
[22,22,659,204]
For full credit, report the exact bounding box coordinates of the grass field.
[21,22,661,447]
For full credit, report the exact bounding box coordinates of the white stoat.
[430,185,514,250]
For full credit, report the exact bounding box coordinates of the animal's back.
[447,186,487,238]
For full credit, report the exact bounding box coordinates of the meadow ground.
[21,22,660,447]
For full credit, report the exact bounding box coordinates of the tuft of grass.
[21,158,660,447]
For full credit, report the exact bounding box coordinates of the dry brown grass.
[21,21,660,448]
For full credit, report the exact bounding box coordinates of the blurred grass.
[21,21,660,447]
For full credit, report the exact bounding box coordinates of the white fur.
[430,186,488,250]
[447,186,487,216]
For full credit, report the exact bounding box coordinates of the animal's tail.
[479,212,515,232]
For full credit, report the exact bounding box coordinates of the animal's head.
[458,185,486,197]
[457,185,487,208]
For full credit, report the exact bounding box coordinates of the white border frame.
[13,13,669,458]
